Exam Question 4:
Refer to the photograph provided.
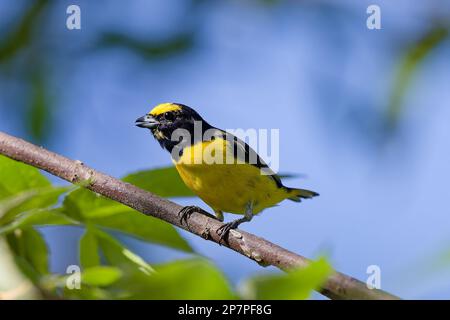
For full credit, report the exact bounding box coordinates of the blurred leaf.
[258,0,281,6]
[75,229,234,300]
[0,156,64,223]
[16,208,74,227]
[0,187,69,225]
[41,268,119,299]
[387,26,449,127]
[241,258,332,300]
[96,32,194,60]
[91,211,193,252]
[0,0,48,62]
[123,166,195,197]
[6,227,49,282]
[123,258,236,299]
[0,155,51,199]
[62,188,129,221]
[0,190,43,221]
[79,225,100,268]
[0,238,41,299]
[27,71,52,142]
[94,228,155,276]
[408,245,450,281]
[62,286,115,300]
[42,271,113,299]
[64,188,192,252]
[63,286,112,300]
[0,208,77,235]
[22,228,49,275]
[81,266,122,287]
[0,189,39,213]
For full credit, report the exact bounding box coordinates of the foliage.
[0,155,331,299]
[387,25,449,128]
[95,32,195,60]
[241,258,332,299]
[0,0,48,62]
[0,0,52,144]
[122,166,195,197]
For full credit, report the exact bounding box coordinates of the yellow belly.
[173,140,288,214]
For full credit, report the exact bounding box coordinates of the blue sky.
[1,0,450,299]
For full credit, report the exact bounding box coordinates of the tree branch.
[0,131,399,300]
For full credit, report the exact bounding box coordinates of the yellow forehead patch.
[149,103,181,116]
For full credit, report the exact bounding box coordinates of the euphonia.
[136,103,318,241]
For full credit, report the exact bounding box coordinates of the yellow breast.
[173,138,288,214]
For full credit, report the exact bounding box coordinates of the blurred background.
[1,0,449,299]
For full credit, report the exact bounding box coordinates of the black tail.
[285,187,319,202]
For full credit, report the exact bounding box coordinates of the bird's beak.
[135,114,159,129]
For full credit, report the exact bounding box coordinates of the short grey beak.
[135,115,159,129]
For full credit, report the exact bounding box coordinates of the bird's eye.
[164,112,175,121]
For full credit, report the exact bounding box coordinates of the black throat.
[152,119,214,155]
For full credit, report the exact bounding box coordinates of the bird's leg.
[178,206,219,225]
[217,201,253,243]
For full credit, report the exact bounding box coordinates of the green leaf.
[0,187,69,225]
[124,258,236,299]
[387,26,449,127]
[0,208,77,235]
[6,227,50,281]
[0,156,67,224]
[0,190,41,217]
[91,210,192,252]
[55,227,232,300]
[81,266,122,287]
[241,258,332,300]
[122,166,195,198]
[63,188,192,252]
[28,70,52,142]
[63,286,112,300]
[79,225,101,268]
[62,189,127,221]
[40,269,118,299]
[95,31,194,60]
[0,0,48,62]
[23,228,49,275]
[94,228,154,276]
[0,155,51,199]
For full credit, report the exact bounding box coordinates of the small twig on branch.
[0,131,399,300]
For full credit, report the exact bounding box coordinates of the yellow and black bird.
[136,103,318,240]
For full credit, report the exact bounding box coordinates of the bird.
[135,102,318,241]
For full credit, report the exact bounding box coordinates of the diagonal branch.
[0,131,399,300]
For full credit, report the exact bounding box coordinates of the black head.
[135,103,211,152]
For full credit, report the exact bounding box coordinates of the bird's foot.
[216,219,245,244]
[178,206,218,225]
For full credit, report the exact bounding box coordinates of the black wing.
[209,128,284,189]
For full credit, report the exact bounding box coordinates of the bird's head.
[136,103,210,151]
